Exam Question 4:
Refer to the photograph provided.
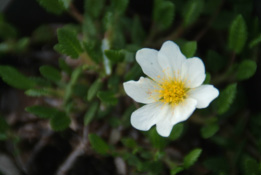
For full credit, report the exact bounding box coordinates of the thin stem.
[56,126,89,175]
[194,0,224,41]
[69,3,84,23]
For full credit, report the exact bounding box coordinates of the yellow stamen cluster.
[158,79,187,105]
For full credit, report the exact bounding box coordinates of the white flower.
[123,41,219,137]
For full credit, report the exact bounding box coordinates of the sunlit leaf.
[0,66,35,90]
[54,27,83,58]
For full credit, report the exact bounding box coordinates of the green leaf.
[153,0,175,29]
[25,88,56,97]
[88,133,110,155]
[29,77,52,87]
[83,14,97,41]
[228,14,247,53]
[59,0,71,9]
[25,105,58,119]
[182,0,204,27]
[50,111,71,131]
[181,41,197,58]
[32,25,54,43]
[59,58,72,74]
[171,167,184,175]
[183,148,202,169]
[37,0,65,15]
[39,65,61,82]
[249,34,261,48]
[105,49,125,63]
[83,41,102,63]
[84,0,105,18]
[148,127,168,150]
[201,123,219,139]
[0,20,17,39]
[63,66,86,104]
[111,0,129,15]
[84,102,99,125]
[54,27,83,58]
[215,83,237,115]
[121,138,137,150]
[87,79,102,101]
[97,91,118,105]
[203,73,211,84]
[169,123,184,141]
[131,16,145,45]
[203,156,229,173]
[236,60,257,81]
[0,66,35,90]
[124,64,143,81]
[0,116,9,133]
[244,158,261,175]
[206,50,227,73]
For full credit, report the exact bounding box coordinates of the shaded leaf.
[0,116,9,133]
[84,0,105,18]
[184,148,202,169]
[97,91,118,105]
[111,0,129,15]
[121,138,137,150]
[236,60,257,81]
[50,111,71,131]
[249,34,261,48]
[215,83,237,115]
[64,66,85,103]
[105,49,125,63]
[183,0,204,27]
[228,14,247,53]
[89,133,110,155]
[169,123,184,141]
[171,167,184,175]
[181,41,197,58]
[87,79,102,101]
[203,73,211,84]
[131,16,145,45]
[84,101,99,125]
[148,127,168,150]
[244,158,261,175]
[153,0,175,29]
[201,123,219,139]
[59,58,72,74]
[37,0,65,15]
[39,65,61,82]
[25,105,58,119]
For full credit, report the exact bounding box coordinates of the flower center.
[158,79,187,105]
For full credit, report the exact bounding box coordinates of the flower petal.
[123,77,160,104]
[131,102,167,131]
[158,41,186,79]
[181,57,206,88]
[188,85,219,108]
[156,106,174,137]
[170,98,197,125]
[136,48,164,81]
